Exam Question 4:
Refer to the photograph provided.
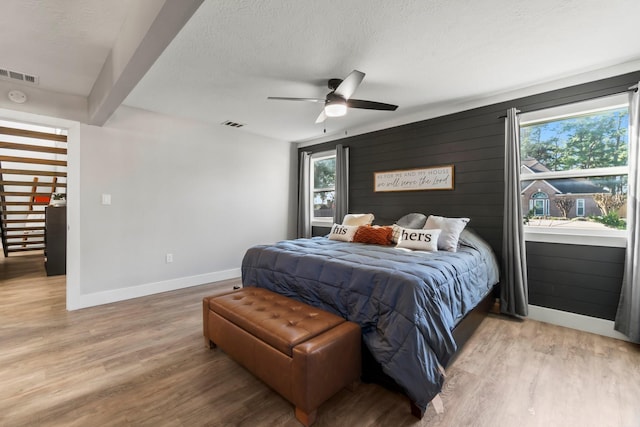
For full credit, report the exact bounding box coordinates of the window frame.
[310,150,336,227]
[519,93,629,248]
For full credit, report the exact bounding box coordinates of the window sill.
[311,220,333,228]
[524,227,627,248]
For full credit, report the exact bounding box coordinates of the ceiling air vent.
[0,67,39,85]
[221,120,245,128]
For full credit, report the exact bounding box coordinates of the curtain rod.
[497,109,521,119]
[498,85,639,119]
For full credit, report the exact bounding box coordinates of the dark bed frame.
[361,288,497,419]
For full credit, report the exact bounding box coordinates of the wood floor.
[1,253,639,427]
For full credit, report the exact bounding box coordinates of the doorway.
[0,110,78,310]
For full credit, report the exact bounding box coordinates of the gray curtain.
[501,108,529,316]
[615,83,640,342]
[297,151,311,238]
[333,144,349,224]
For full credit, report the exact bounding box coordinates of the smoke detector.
[8,90,27,104]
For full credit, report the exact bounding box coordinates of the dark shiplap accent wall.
[301,70,640,320]
[527,242,625,320]
[307,109,506,253]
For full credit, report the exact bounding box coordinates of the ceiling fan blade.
[267,97,324,103]
[315,110,327,124]
[334,70,365,100]
[347,99,398,111]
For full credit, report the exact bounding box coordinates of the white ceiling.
[0,0,132,96]
[3,0,640,143]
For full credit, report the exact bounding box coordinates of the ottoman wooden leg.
[295,407,317,427]
[410,399,425,419]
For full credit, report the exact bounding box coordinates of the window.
[519,94,629,246]
[576,199,585,217]
[311,152,336,224]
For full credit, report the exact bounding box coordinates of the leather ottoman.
[203,287,361,426]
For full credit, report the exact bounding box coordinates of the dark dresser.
[45,206,66,276]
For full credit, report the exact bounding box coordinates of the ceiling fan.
[268,70,398,124]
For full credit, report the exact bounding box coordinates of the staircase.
[0,125,67,257]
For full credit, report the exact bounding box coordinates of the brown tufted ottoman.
[202,287,361,426]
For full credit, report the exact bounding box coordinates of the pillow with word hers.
[391,213,428,243]
[396,228,441,251]
[328,223,359,242]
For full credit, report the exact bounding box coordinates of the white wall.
[70,106,293,308]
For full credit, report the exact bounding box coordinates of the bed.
[241,226,499,416]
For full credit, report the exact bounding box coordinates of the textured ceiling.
[123,0,640,142]
[0,0,131,96]
[3,0,640,143]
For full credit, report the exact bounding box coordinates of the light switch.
[101,194,112,205]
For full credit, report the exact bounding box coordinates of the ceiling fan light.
[324,102,347,117]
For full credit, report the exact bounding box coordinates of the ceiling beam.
[87,0,204,126]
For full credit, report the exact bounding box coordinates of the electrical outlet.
[166,253,173,263]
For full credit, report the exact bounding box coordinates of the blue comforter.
[241,228,499,412]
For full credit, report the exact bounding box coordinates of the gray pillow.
[395,213,427,229]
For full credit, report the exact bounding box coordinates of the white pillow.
[328,223,359,242]
[342,213,375,226]
[424,215,470,252]
[395,228,441,251]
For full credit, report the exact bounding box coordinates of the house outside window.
[519,93,629,246]
[311,151,336,224]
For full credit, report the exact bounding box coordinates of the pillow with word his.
[395,227,441,251]
[328,223,359,242]
[424,215,470,252]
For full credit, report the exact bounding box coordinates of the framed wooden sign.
[374,165,454,192]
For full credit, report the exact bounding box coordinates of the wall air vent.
[221,120,245,128]
[0,67,39,85]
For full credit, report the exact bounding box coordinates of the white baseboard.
[527,304,630,342]
[68,268,241,310]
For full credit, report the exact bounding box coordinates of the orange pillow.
[352,225,393,246]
